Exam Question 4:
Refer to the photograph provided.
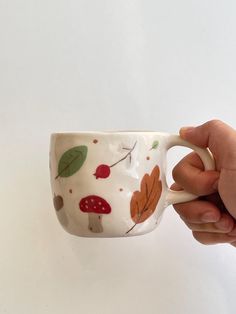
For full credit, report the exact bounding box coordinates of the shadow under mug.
[49,131,215,237]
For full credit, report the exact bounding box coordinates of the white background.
[1,1,236,313]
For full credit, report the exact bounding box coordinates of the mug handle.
[164,134,215,207]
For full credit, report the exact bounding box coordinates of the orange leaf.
[130,166,162,224]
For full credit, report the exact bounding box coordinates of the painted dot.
[119,188,123,192]
[93,139,98,144]
[102,207,105,210]
[85,200,88,204]
[91,199,94,202]
[94,206,97,209]
[85,205,88,209]
[69,189,72,193]
[98,202,102,205]
[146,156,150,160]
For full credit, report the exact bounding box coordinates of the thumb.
[179,120,236,169]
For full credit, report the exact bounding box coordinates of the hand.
[172,120,236,246]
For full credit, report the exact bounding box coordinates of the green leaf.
[151,140,159,150]
[55,146,88,179]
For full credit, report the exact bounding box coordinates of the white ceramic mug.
[49,131,215,237]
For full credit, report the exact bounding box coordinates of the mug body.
[49,131,169,237]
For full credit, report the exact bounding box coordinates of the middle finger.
[184,213,235,233]
[173,199,221,223]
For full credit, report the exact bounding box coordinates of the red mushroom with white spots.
[79,195,111,233]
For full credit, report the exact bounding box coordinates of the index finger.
[172,151,220,196]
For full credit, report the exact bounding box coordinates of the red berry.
[94,164,111,179]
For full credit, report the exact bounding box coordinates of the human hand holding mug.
[49,131,214,237]
[172,120,236,246]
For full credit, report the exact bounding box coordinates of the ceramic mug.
[49,131,215,238]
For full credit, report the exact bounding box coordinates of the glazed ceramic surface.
[49,131,215,237]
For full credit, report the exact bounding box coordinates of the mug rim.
[51,130,169,136]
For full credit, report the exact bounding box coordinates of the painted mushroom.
[79,195,111,233]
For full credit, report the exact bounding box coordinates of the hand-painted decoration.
[149,140,159,150]
[53,194,64,211]
[79,195,112,233]
[126,165,162,234]
[55,146,88,179]
[93,141,137,179]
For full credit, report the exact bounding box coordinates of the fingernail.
[202,212,219,223]
[179,127,195,138]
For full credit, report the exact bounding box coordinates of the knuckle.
[192,231,210,245]
[184,221,195,230]
[173,203,183,215]
[172,163,182,182]
[207,119,224,129]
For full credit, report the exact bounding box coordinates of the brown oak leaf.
[130,165,162,225]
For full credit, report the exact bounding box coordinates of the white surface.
[1,1,236,313]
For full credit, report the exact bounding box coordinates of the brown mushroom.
[79,195,111,233]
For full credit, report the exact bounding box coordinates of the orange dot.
[93,139,98,144]
[146,156,150,160]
